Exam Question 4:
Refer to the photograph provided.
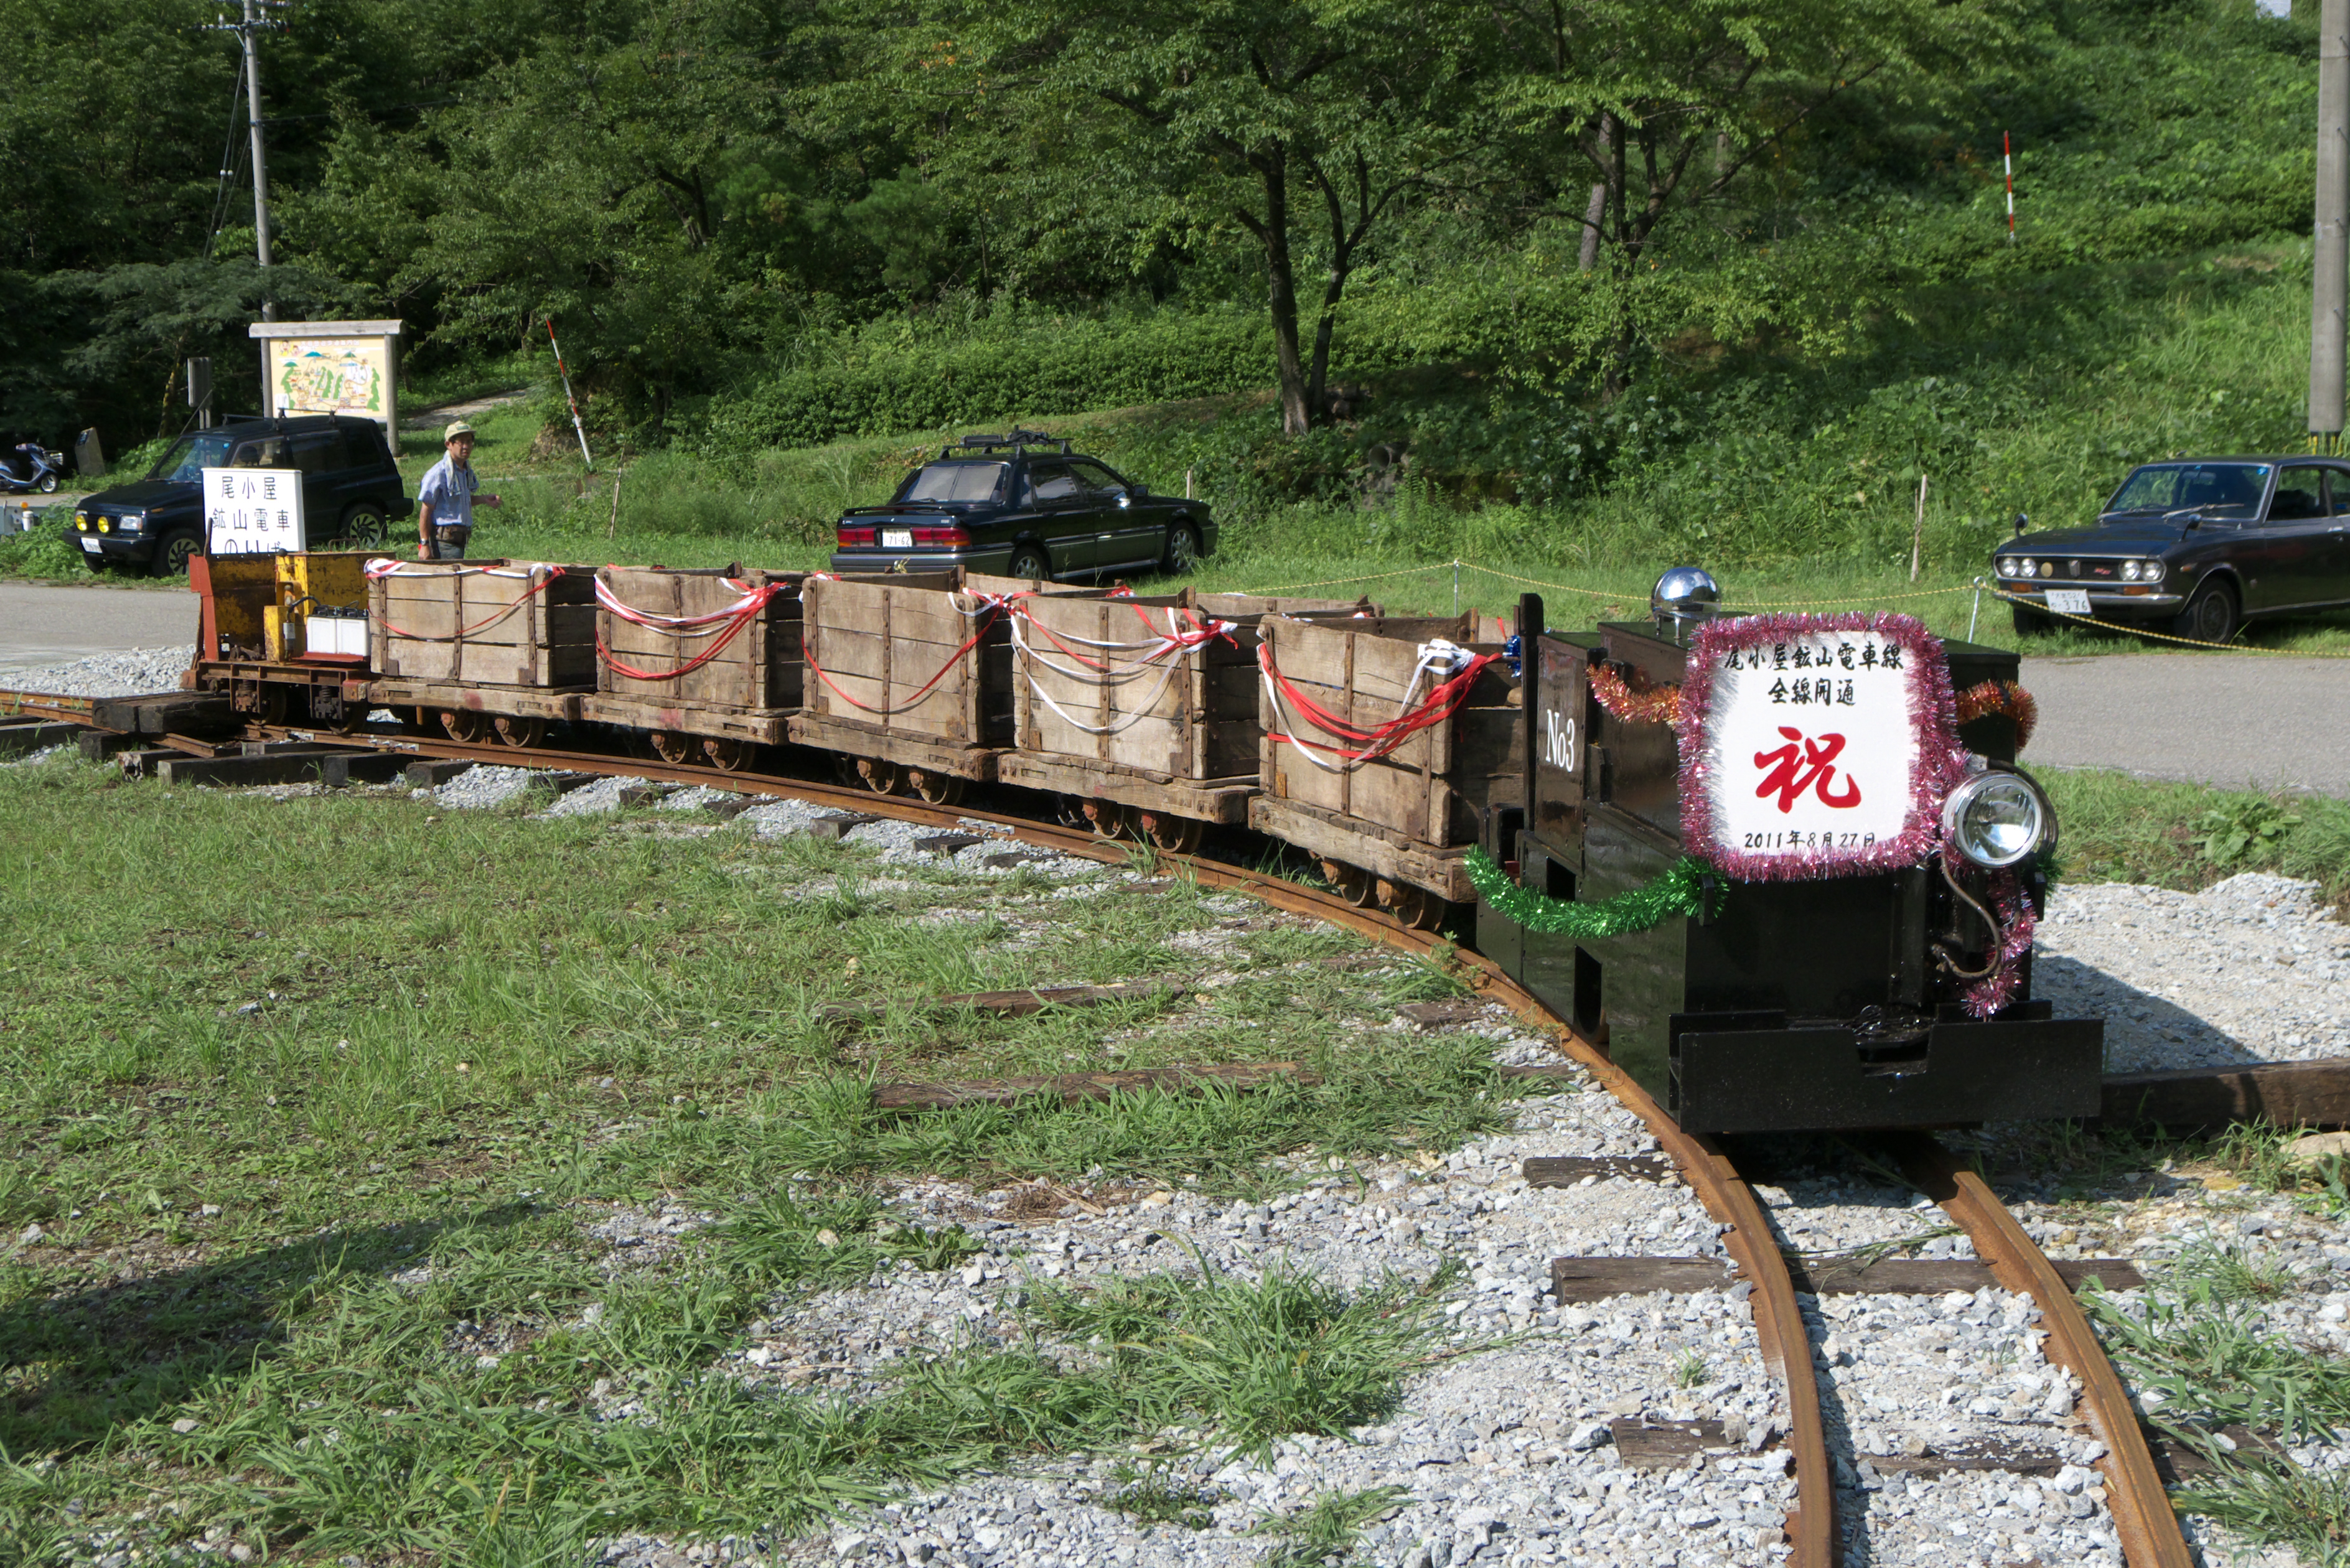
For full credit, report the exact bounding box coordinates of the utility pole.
[242,0,274,322]
[2312,0,2348,452]
[210,2,285,327]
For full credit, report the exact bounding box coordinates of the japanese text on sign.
[1695,631,1919,866]
[202,467,307,556]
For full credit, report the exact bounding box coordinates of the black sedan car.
[830,431,1215,582]
[1992,457,2350,642]
[73,414,412,577]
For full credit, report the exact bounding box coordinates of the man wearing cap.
[416,421,501,559]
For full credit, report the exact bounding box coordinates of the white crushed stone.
[2037,874,2350,1071]
[0,645,190,698]
[415,763,540,810]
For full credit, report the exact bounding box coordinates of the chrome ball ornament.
[1649,566,1721,642]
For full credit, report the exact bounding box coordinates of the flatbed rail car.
[578,565,830,771]
[1250,610,1522,930]
[994,590,1375,852]
[1478,580,2102,1133]
[788,571,1105,805]
[368,559,597,748]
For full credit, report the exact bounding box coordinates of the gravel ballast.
[1,645,190,698]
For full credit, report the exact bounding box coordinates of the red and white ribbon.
[1261,637,1497,774]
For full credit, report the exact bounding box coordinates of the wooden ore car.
[1477,584,2104,1134]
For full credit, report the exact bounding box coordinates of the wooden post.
[606,467,625,539]
[1910,472,1929,582]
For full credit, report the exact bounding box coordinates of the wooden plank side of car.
[595,566,805,714]
[1257,613,1519,849]
[370,561,598,688]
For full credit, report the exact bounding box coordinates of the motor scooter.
[0,442,65,494]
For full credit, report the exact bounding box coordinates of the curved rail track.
[14,701,2195,1568]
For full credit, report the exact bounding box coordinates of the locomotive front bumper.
[1667,1003,2105,1133]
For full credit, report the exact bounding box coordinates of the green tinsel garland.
[1464,846,1717,938]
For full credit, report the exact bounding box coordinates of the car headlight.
[73,511,87,530]
[1942,765,2054,869]
[96,517,109,533]
[2122,560,2140,581]
[118,513,143,532]
[2141,559,2163,582]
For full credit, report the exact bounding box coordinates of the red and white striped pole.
[545,317,594,472]
[2003,132,2016,243]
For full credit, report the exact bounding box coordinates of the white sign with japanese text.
[1697,632,1919,860]
[203,467,306,556]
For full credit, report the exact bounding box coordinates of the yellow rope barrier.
[1986,584,2350,657]
[1232,562,1459,597]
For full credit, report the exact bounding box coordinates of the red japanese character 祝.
[1753,727,1863,814]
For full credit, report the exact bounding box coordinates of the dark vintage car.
[1992,456,2350,642]
[72,414,413,577]
[829,431,1215,582]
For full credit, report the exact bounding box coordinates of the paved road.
[2020,653,2350,798]
[0,580,194,678]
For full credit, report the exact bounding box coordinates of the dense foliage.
[0,0,2327,559]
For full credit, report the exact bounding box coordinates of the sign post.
[246,320,402,437]
[204,466,306,556]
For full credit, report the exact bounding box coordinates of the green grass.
[2038,768,2350,911]
[0,753,1524,1556]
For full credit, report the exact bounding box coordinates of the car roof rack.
[943,428,1071,457]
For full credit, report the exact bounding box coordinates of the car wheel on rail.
[703,736,755,772]
[342,506,388,551]
[650,730,696,765]
[1320,857,1378,908]
[152,532,200,579]
[2170,578,2239,645]
[1080,799,1133,839]
[1007,544,1051,583]
[854,757,904,796]
[2008,603,2049,637]
[905,768,965,806]
[256,684,291,727]
[494,714,546,750]
[1136,810,1202,855]
[1380,880,1447,932]
[441,707,492,744]
[1161,523,1202,576]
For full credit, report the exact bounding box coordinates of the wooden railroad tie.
[1549,1254,2145,1304]
[2103,1059,2350,1134]
[873,1060,1313,1113]
[0,719,81,757]
[821,981,1183,1030]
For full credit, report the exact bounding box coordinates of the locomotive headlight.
[1942,765,2054,869]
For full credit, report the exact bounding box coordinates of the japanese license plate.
[881,529,913,549]
[79,536,99,553]
[2046,589,2091,615]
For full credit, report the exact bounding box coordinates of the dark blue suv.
[72,414,413,577]
[830,431,1215,581]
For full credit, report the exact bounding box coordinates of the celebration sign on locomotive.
[1677,613,1964,881]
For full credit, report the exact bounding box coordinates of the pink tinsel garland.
[1676,612,1970,884]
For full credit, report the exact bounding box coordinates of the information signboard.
[204,466,306,556]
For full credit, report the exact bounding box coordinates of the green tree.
[964,0,1482,433]
[1485,0,2017,393]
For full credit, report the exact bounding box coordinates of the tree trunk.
[1242,143,1313,436]
[1580,115,1614,273]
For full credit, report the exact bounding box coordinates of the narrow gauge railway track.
[16,702,2193,1568]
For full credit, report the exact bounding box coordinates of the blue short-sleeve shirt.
[418,455,477,530]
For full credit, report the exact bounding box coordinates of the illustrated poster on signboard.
[203,467,306,556]
[1674,612,1965,880]
[269,338,388,421]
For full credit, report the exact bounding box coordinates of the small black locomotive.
[1477,572,2104,1133]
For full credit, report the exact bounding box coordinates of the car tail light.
[911,525,971,547]
[837,524,877,547]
